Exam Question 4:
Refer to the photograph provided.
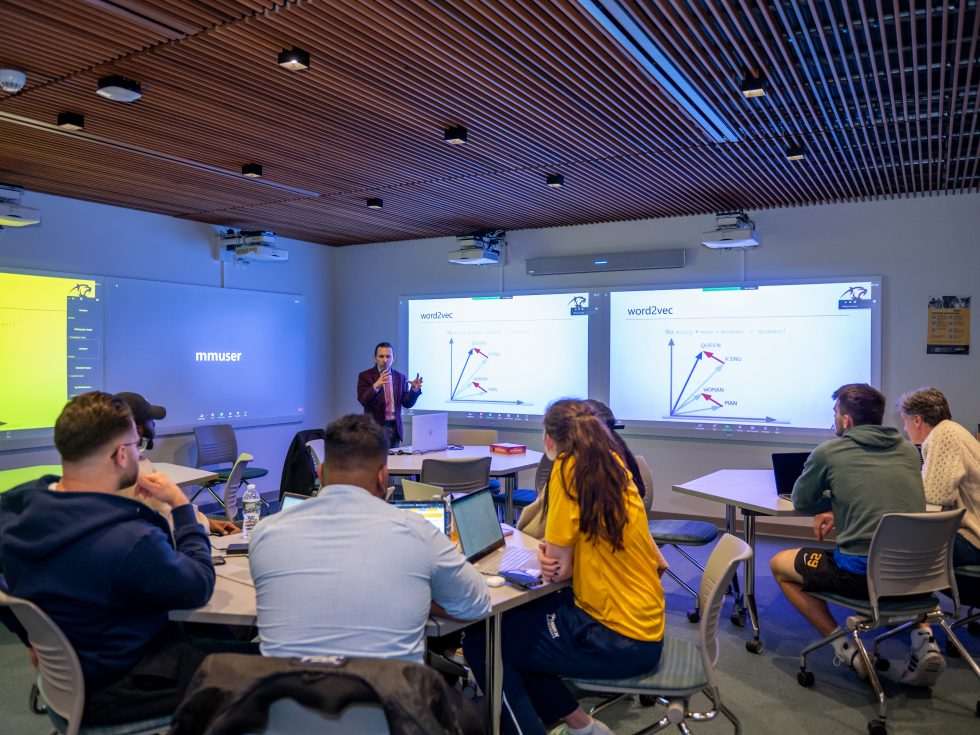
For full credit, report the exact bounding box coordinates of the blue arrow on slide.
[452,349,472,399]
[671,352,702,414]
[449,338,454,396]
[668,339,675,415]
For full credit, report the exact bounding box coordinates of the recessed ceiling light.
[278,48,310,71]
[242,163,263,178]
[366,197,383,209]
[740,74,765,98]
[546,174,564,189]
[96,76,142,102]
[785,144,805,161]
[444,125,468,145]
[57,111,85,131]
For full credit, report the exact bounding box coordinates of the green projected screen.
[0,270,103,443]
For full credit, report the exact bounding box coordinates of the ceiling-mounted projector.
[0,185,40,227]
[449,230,505,265]
[701,211,759,249]
[219,229,288,262]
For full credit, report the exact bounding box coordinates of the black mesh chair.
[192,423,268,507]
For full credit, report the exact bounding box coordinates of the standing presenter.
[357,342,422,448]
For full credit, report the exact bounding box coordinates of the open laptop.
[406,412,448,454]
[280,492,313,511]
[451,488,536,573]
[771,452,810,500]
[393,500,450,535]
[402,478,444,501]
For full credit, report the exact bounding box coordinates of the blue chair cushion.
[575,637,704,695]
[492,488,536,507]
[215,467,268,482]
[649,519,718,546]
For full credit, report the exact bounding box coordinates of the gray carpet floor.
[2,535,978,734]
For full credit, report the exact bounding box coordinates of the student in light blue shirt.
[250,414,490,662]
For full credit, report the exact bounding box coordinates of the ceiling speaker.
[525,248,686,276]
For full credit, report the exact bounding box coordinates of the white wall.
[0,191,335,488]
[333,193,980,528]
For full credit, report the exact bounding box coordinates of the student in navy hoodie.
[0,391,216,725]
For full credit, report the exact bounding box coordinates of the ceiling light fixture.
[546,174,565,188]
[0,68,27,93]
[785,144,805,161]
[57,111,85,131]
[242,163,263,178]
[575,0,738,142]
[96,76,142,102]
[444,125,468,145]
[739,74,765,99]
[278,48,310,71]
[366,197,383,209]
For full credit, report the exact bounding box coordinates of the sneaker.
[832,637,868,680]
[899,631,946,687]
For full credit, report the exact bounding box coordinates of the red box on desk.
[490,442,527,454]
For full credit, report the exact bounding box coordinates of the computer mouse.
[485,575,505,588]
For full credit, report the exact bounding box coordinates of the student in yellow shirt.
[462,399,667,735]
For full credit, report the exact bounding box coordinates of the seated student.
[896,386,980,685]
[249,414,490,662]
[462,399,668,735]
[115,391,237,536]
[0,392,218,725]
[769,384,926,681]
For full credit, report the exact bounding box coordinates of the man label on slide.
[356,342,422,448]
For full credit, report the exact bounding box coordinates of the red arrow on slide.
[702,351,725,364]
[473,348,488,357]
[472,382,488,393]
[702,393,723,407]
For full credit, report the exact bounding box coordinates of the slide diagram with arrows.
[407,293,590,416]
[609,282,876,432]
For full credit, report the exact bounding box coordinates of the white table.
[672,469,798,654]
[171,528,566,735]
[0,462,217,492]
[387,446,543,524]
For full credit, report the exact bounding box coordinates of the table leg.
[484,612,504,735]
[726,505,747,628]
[741,510,764,654]
[503,474,515,526]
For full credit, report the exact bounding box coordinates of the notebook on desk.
[771,452,810,500]
[451,488,536,573]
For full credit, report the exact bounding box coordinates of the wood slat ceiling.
[1,0,977,246]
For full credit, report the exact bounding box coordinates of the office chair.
[641,455,730,624]
[306,438,325,492]
[796,509,977,734]
[0,590,171,735]
[572,533,751,735]
[220,453,253,521]
[420,457,490,495]
[193,423,268,508]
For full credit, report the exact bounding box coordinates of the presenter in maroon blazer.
[356,342,423,448]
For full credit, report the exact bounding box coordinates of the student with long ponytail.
[462,399,667,735]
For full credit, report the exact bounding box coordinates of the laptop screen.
[395,501,449,535]
[451,488,505,562]
[410,412,448,453]
[771,452,810,496]
[280,492,311,511]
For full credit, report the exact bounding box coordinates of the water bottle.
[241,484,261,540]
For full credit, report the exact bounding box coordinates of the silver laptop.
[393,500,450,535]
[409,412,448,454]
[280,492,312,511]
[402,478,444,501]
[451,488,536,573]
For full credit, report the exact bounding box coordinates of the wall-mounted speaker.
[525,248,686,276]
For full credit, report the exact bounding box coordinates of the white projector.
[448,246,501,265]
[700,225,759,249]
[233,244,288,262]
[0,201,41,227]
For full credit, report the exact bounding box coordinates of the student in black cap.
[115,392,237,536]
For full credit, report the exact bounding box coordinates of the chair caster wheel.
[868,719,887,735]
[687,610,701,623]
[946,641,962,658]
[875,657,890,671]
[730,611,747,627]
[745,638,764,654]
[29,683,46,715]
[639,695,659,707]
[797,670,815,687]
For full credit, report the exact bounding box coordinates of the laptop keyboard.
[492,547,536,572]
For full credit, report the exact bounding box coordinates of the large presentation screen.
[404,292,594,421]
[104,278,306,431]
[0,269,104,446]
[609,278,880,441]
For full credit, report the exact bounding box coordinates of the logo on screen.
[838,286,871,310]
[568,296,588,316]
[194,351,243,362]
